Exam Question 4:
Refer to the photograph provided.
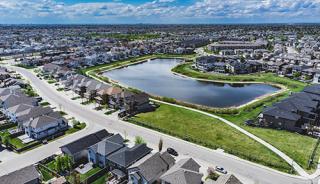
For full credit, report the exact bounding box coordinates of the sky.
[0,0,320,24]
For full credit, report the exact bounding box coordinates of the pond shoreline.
[101,58,284,111]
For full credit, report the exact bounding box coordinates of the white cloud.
[0,0,319,23]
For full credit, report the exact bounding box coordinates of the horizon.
[0,0,320,24]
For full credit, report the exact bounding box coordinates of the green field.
[172,63,306,92]
[172,62,319,172]
[130,103,292,173]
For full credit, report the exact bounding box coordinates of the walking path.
[87,67,309,177]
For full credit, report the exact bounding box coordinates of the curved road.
[1,66,317,184]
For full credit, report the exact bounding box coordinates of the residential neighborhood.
[1,20,320,184]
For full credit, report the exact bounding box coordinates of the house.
[15,106,53,127]
[5,103,35,123]
[88,134,125,168]
[195,56,219,71]
[160,158,203,184]
[260,84,320,133]
[0,165,40,184]
[121,92,153,116]
[205,174,243,184]
[0,93,38,110]
[60,129,112,164]
[107,144,152,177]
[128,152,175,184]
[23,112,68,140]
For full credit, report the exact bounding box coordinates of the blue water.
[104,58,279,108]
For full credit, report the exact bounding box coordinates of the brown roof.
[98,86,122,96]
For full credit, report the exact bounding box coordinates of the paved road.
[0,66,317,184]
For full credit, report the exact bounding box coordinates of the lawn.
[92,173,112,184]
[220,107,320,172]
[79,167,102,182]
[172,63,320,172]
[130,103,292,173]
[65,123,86,135]
[172,63,306,92]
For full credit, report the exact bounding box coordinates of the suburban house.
[195,56,219,71]
[88,134,125,167]
[160,158,203,184]
[128,152,175,184]
[23,112,68,140]
[260,84,320,133]
[60,129,112,164]
[0,93,38,110]
[0,165,40,184]
[15,106,54,127]
[205,174,243,184]
[106,144,152,181]
[5,103,35,123]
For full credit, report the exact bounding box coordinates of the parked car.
[167,148,178,156]
[215,166,227,174]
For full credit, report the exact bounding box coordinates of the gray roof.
[7,103,34,114]
[17,106,53,122]
[26,115,62,129]
[90,134,125,156]
[61,129,112,155]
[0,93,37,108]
[107,144,152,168]
[215,174,243,184]
[160,158,203,184]
[129,152,175,182]
[0,165,40,184]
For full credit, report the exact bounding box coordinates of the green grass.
[172,63,319,172]
[65,123,86,134]
[79,167,102,182]
[92,173,112,184]
[130,103,292,173]
[172,63,306,92]
[38,164,55,181]
[220,108,320,172]
[40,101,50,106]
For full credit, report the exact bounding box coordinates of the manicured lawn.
[221,109,320,172]
[65,123,86,135]
[79,167,102,182]
[130,103,292,173]
[172,62,319,172]
[172,63,306,92]
[38,165,55,181]
[92,173,112,184]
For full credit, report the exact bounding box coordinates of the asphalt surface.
[0,66,318,184]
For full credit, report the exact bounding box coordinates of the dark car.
[167,147,178,156]
[215,166,227,174]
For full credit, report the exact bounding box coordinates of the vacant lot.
[130,103,292,173]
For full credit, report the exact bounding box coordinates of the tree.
[158,138,163,152]
[70,171,80,184]
[135,136,146,145]
[55,156,63,173]
[64,155,73,172]
[2,135,9,148]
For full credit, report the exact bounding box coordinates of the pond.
[103,58,279,108]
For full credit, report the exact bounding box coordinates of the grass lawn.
[172,63,306,92]
[92,173,112,184]
[172,63,320,172]
[40,101,50,106]
[220,106,320,172]
[79,167,102,182]
[65,123,86,135]
[130,103,292,173]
